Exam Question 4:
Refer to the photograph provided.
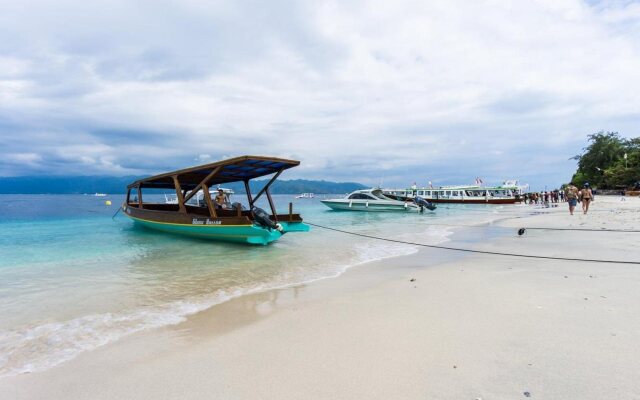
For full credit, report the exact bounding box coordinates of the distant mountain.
[0,176,366,194]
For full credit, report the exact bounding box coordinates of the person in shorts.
[564,183,579,215]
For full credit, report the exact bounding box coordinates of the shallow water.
[0,194,522,376]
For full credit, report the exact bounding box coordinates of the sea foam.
[0,225,453,378]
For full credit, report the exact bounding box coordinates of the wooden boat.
[122,156,309,245]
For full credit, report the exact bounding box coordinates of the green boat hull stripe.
[127,216,310,245]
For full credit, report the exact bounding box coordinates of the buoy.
[105,200,112,206]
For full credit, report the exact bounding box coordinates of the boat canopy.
[127,156,299,190]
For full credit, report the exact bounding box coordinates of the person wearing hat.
[580,183,594,214]
[564,182,579,215]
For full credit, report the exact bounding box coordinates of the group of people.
[521,183,594,215]
[522,190,564,205]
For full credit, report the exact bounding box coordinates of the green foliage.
[571,131,640,189]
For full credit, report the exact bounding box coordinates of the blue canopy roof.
[127,155,300,190]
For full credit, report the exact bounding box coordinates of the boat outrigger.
[122,156,309,245]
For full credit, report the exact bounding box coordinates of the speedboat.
[321,188,434,212]
[295,193,314,199]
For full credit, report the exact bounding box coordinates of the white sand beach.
[2,196,639,400]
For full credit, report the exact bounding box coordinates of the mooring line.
[306,222,639,265]
[395,222,640,234]
[111,206,122,221]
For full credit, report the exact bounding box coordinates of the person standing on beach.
[580,183,594,214]
[564,183,579,215]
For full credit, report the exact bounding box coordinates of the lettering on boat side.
[192,218,222,225]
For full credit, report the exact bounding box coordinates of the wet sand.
[2,196,639,399]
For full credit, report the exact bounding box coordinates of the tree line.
[571,131,639,189]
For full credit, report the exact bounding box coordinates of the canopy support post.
[137,185,143,209]
[244,180,253,208]
[126,188,131,205]
[266,188,278,221]
[173,175,187,213]
[202,183,217,218]
[183,166,223,204]
[252,169,283,204]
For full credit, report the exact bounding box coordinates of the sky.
[1,0,639,190]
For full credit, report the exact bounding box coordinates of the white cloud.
[0,0,639,188]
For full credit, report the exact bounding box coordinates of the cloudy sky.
[1,0,639,189]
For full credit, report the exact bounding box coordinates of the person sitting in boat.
[215,189,228,209]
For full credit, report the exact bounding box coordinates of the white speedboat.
[295,193,315,199]
[321,189,427,212]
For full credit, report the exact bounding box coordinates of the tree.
[571,132,639,189]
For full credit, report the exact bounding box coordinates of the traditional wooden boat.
[122,156,309,245]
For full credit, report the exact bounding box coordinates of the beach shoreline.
[1,196,639,399]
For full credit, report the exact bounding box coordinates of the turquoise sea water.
[0,194,522,376]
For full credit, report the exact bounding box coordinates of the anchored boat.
[122,156,309,245]
[383,184,523,204]
[321,188,435,212]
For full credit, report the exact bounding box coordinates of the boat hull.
[427,198,518,204]
[385,194,517,205]
[123,205,309,245]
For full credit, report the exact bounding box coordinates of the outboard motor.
[414,196,437,212]
[251,206,284,232]
[231,202,245,211]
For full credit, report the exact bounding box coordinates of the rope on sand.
[396,222,640,234]
[306,222,640,265]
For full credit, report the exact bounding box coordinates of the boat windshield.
[348,193,377,200]
[371,191,389,200]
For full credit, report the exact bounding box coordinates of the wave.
[0,226,452,378]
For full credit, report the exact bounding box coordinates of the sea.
[0,194,522,377]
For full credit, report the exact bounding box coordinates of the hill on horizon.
[0,176,367,195]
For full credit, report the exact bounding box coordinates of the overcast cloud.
[1,0,639,189]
